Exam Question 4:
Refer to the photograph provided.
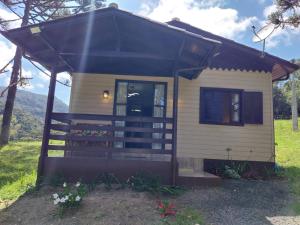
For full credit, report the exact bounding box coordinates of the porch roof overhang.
[1,7,221,79]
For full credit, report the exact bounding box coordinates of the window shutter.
[244,92,263,124]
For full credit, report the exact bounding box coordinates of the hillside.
[0,87,68,140]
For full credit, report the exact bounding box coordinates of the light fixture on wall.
[103,90,109,99]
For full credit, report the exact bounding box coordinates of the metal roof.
[1,7,298,80]
[167,20,299,81]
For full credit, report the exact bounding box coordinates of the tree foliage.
[268,0,300,28]
[273,66,300,119]
[0,0,106,29]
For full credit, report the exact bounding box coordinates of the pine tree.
[0,0,105,145]
[268,0,300,27]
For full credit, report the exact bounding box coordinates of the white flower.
[75,196,81,202]
[63,182,67,188]
[60,197,66,203]
[52,193,59,199]
[75,182,81,187]
[65,195,69,201]
[53,199,59,205]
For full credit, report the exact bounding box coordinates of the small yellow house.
[2,7,298,185]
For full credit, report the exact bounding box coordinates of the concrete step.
[178,168,220,178]
[177,160,222,187]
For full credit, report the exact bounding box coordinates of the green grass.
[275,119,300,214]
[0,141,40,202]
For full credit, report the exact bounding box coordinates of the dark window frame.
[199,87,244,126]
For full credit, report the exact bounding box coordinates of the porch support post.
[36,68,57,185]
[172,72,179,185]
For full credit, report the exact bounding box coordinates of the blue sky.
[0,0,299,105]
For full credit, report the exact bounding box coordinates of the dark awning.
[168,20,299,81]
[1,7,220,79]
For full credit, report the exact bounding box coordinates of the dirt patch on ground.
[0,186,162,225]
[0,180,299,225]
[176,180,300,225]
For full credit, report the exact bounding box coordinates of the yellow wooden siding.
[69,74,173,117]
[177,69,274,162]
[69,69,274,162]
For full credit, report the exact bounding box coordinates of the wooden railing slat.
[50,124,173,133]
[49,134,173,144]
[48,145,66,150]
[51,112,173,123]
[48,145,172,154]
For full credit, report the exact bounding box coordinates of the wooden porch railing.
[47,112,173,157]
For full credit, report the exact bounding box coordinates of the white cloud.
[0,8,21,29]
[139,0,257,40]
[57,72,72,85]
[21,69,32,79]
[0,40,16,70]
[263,4,277,18]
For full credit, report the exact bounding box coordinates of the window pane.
[152,143,162,150]
[114,141,123,148]
[116,105,126,116]
[152,122,163,150]
[154,106,164,118]
[114,117,125,149]
[154,84,165,106]
[222,92,230,123]
[114,131,124,137]
[116,82,127,104]
[231,93,240,122]
[203,90,223,123]
[115,121,125,127]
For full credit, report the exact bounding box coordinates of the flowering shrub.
[157,200,176,218]
[52,182,87,215]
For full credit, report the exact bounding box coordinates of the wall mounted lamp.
[103,90,110,99]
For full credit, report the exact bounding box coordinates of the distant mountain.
[0,87,68,140]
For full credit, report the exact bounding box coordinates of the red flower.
[157,200,176,218]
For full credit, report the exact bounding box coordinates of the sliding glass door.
[114,80,167,150]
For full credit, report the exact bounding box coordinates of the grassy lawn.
[0,141,40,205]
[275,119,300,213]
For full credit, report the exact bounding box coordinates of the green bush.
[127,172,161,193]
[98,173,124,190]
[128,172,185,196]
[223,165,241,179]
